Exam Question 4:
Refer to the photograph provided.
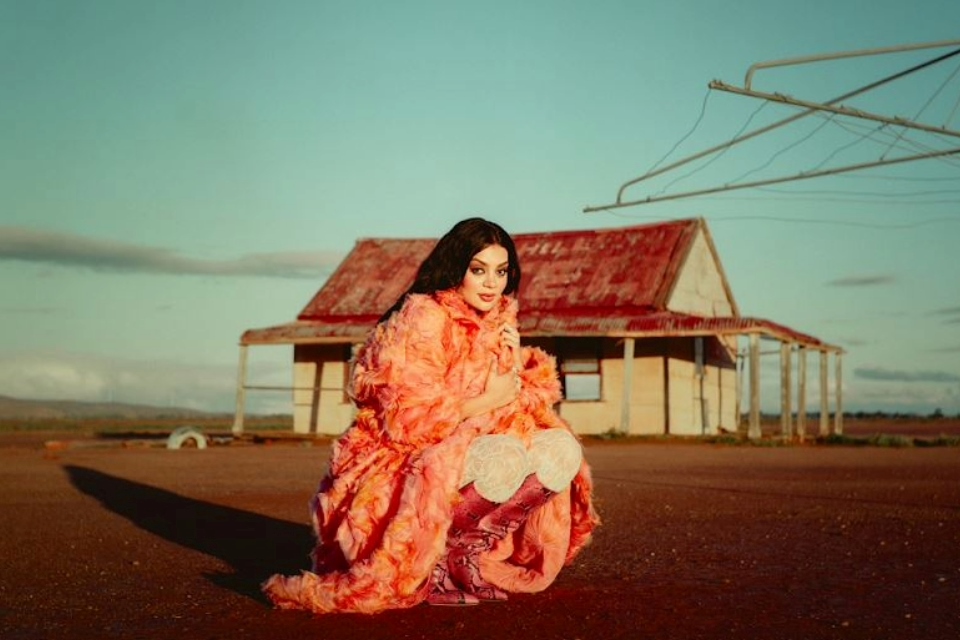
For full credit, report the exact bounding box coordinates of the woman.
[262,217,598,613]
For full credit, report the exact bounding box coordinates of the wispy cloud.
[929,306,960,324]
[0,226,343,279]
[826,275,896,287]
[0,351,291,414]
[854,366,960,383]
[929,306,960,316]
[0,307,60,315]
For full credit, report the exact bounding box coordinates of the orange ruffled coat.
[262,290,599,614]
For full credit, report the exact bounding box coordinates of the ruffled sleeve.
[350,294,462,447]
[516,346,562,413]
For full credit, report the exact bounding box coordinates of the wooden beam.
[797,346,807,443]
[620,338,635,434]
[695,337,707,434]
[735,341,743,434]
[748,333,761,439]
[835,352,844,435]
[819,350,829,437]
[231,345,249,436]
[780,342,792,438]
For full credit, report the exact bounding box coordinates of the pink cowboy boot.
[426,482,498,605]
[446,473,556,601]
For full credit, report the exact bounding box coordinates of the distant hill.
[0,395,227,420]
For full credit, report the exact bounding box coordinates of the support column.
[231,345,249,436]
[620,338,635,435]
[819,351,829,437]
[695,337,707,435]
[797,346,807,443]
[748,333,761,440]
[734,340,743,433]
[780,342,792,439]
[834,352,844,435]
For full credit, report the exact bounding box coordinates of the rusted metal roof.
[520,310,835,349]
[296,237,436,323]
[296,218,700,320]
[241,218,839,351]
[241,311,836,350]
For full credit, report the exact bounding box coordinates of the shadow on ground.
[63,465,313,601]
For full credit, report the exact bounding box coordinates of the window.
[560,338,602,401]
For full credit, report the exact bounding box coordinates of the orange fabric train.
[262,290,599,614]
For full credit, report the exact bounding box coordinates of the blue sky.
[2,0,959,416]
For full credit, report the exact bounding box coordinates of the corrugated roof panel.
[298,238,434,319]
[247,218,838,351]
[520,311,832,348]
[244,311,837,351]
[298,219,699,320]
[514,222,692,311]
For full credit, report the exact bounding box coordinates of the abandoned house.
[234,217,844,439]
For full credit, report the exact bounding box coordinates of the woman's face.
[458,244,510,314]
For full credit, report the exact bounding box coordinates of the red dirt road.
[1,435,958,640]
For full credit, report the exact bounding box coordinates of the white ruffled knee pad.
[461,434,530,503]
[460,429,583,502]
[528,428,582,492]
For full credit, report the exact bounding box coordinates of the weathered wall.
[667,229,734,316]
[292,335,737,437]
[293,344,355,435]
[574,355,667,436]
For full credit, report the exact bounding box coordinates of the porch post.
[819,350,829,437]
[734,339,743,433]
[797,346,807,442]
[620,337,635,435]
[231,344,249,436]
[834,352,844,435]
[780,342,792,439]
[748,333,761,440]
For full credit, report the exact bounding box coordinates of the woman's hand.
[483,356,520,406]
[500,323,524,372]
[459,357,520,421]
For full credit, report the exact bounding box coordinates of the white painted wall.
[667,229,734,317]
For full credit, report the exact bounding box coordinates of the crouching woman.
[262,217,599,613]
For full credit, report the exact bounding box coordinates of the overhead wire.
[822,114,960,169]
[585,45,960,213]
[806,120,887,172]
[728,112,836,184]
[652,100,770,196]
[880,58,960,160]
[946,85,960,128]
[603,210,960,229]
[687,70,960,198]
[644,89,712,175]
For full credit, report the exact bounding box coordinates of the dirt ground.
[1,431,958,640]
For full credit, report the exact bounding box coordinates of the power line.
[585,42,960,213]
[605,210,960,229]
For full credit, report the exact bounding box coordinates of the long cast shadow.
[64,465,314,601]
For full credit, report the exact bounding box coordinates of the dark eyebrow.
[469,259,510,269]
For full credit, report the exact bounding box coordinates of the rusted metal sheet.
[515,220,695,312]
[298,219,697,320]
[298,238,435,320]
[520,311,835,350]
[241,320,372,345]
[245,218,839,352]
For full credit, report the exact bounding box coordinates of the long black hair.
[378,217,521,324]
